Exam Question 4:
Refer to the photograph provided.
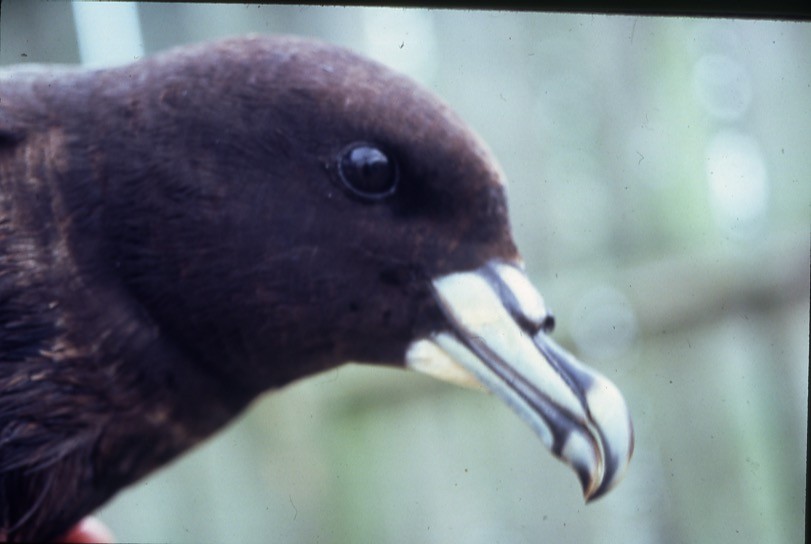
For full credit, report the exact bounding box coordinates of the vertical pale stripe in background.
[71,1,144,68]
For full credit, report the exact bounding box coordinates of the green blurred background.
[1,3,808,543]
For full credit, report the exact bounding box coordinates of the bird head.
[60,35,632,501]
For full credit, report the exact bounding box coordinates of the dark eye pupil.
[338,143,398,199]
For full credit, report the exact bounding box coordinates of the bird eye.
[337,143,398,200]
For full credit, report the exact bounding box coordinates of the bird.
[0,35,633,542]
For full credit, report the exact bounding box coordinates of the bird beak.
[406,260,634,501]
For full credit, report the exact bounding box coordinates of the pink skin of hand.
[59,517,115,543]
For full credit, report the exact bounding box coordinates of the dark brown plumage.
[0,35,632,542]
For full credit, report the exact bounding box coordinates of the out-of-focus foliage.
[1,4,807,543]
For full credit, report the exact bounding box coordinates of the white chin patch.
[405,338,486,392]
